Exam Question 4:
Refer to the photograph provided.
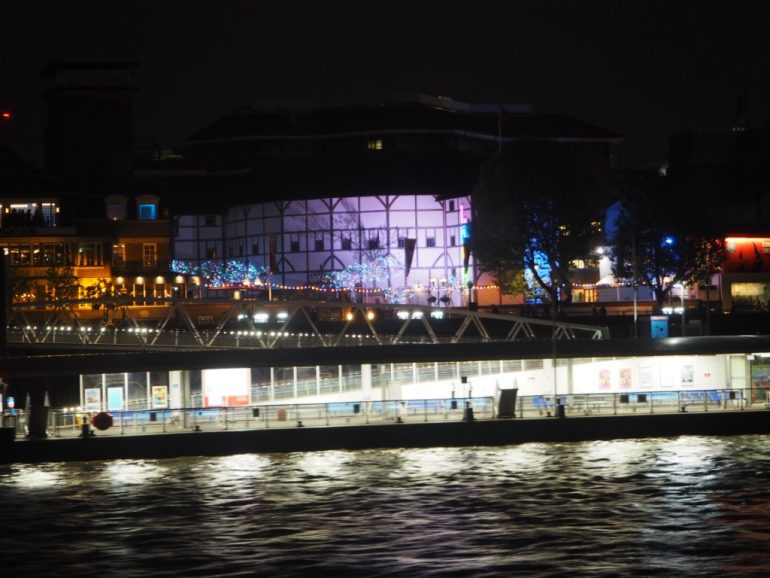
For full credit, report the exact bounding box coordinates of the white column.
[361,364,372,400]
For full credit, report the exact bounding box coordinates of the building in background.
[147,95,620,306]
[1,63,174,304]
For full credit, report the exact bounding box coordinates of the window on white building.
[341,237,352,250]
[426,236,436,248]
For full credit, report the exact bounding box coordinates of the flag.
[268,233,278,274]
[404,238,416,278]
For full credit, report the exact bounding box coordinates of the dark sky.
[3,0,770,168]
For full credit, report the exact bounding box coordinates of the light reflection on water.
[1,435,769,577]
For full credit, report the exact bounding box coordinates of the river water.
[1,435,769,577]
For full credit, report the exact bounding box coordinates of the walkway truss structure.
[7,299,608,351]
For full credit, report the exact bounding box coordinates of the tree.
[610,172,725,312]
[303,197,407,302]
[471,141,606,309]
[44,266,80,302]
[6,265,36,303]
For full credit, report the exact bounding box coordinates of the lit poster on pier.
[639,365,654,389]
[619,368,632,389]
[107,387,124,412]
[152,386,168,409]
[202,368,250,407]
[681,365,694,387]
[85,388,101,411]
[598,369,611,390]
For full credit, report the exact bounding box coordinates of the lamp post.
[680,283,685,336]
[551,285,558,415]
[632,235,638,338]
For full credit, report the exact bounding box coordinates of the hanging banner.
[404,238,417,278]
[268,233,279,274]
[461,222,471,276]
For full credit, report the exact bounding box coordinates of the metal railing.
[519,388,757,417]
[6,387,768,440]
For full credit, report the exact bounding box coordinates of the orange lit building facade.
[722,237,770,312]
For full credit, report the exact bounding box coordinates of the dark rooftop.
[186,97,622,144]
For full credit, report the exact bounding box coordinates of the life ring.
[91,412,114,431]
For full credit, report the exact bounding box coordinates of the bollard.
[80,423,90,438]
[556,403,566,419]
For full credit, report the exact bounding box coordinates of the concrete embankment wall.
[3,411,770,464]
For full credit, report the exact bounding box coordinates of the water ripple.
[1,435,769,576]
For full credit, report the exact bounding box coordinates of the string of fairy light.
[171,258,639,302]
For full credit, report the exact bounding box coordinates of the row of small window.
[201,203,462,231]
[2,242,158,268]
[2,242,102,267]
[221,231,462,257]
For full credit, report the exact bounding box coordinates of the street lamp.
[631,236,638,338]
[675,282,686,336]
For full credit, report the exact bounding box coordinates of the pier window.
[342,364,361,392]
[296,366,318,397]
[319,366,340,394]
[273,367,295,399]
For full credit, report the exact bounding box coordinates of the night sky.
[3,0,770,168]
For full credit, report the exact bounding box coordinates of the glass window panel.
[319,365,339,394]
[416,362,436,383]
[126,372,147,409]
[391,363,414,386]
[341,364,360,391]
[437,361,456,380]
[459,361,480,378]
